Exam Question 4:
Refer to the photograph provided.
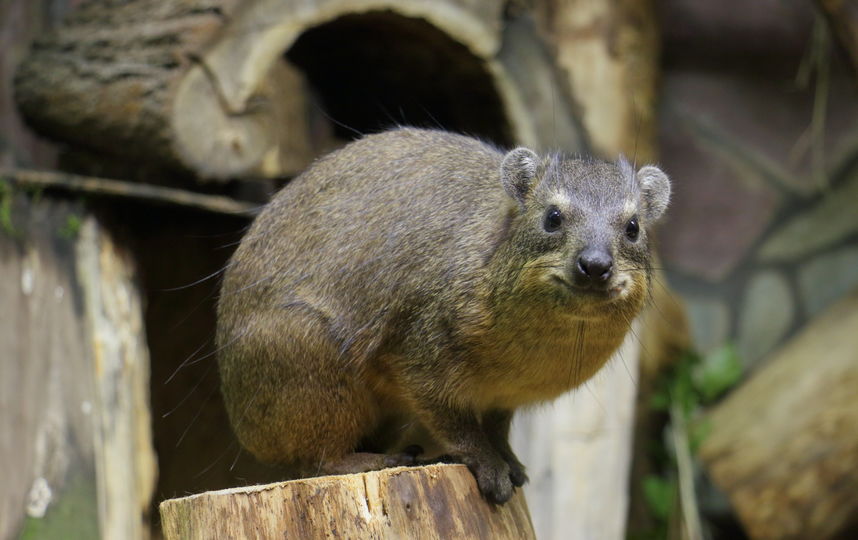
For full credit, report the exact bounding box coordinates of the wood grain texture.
[0,195,156,539]
[534,0,660,162]
[160,464,535,540]
[699,288,858,539]
[13,0,311,180]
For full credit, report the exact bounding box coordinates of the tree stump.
[698,288,858,539]
[159,464,535,539]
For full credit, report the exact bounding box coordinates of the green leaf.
[0,179,14,235]
[693,344,743,402]
[671,356,699,416]
[649,389,670,411]
[642,474,675,521]
[59,214,82,239]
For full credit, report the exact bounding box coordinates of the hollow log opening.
[286,11,514,147]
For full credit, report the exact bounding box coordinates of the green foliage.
[0,178,14,236]
[636,344,743,540]
[59,214,83,239]
[22,183,44,204]
[693,345,743,403]
[650,345,742,415]
[643,474,675,522]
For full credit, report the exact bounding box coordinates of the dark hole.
[286,10,513,147]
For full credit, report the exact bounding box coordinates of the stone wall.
[657,0,858,370]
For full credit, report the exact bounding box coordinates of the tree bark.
[533,0,661,162]
[0,194,156,539]
[159,464,535,539]
[698,288,858,539]
[13,0,310,180]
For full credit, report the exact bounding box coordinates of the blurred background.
[2,0,857,538]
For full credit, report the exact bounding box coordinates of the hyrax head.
[499,147,670,317]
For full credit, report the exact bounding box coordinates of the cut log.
[698,288,858,539]
[13,0,311,180]
[14,0,535,180]
[0,194,156,539]
[159,464,535,539]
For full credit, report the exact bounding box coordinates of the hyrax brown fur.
[216,128,670,503]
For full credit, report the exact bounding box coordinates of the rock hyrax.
[217,127,670,503]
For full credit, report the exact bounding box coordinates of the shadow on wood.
[159,464,534,539]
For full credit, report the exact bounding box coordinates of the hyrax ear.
[637,165,670,222]
[501,147,539,206]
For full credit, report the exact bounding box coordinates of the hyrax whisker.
[165,339,210,384]
[176,385,219,448]
[160,264,231,292]
[162,362,215,418]
[192,440,240,479]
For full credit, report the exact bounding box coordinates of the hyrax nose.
[576,247,613,284]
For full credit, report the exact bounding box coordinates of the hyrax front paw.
[506,459,528,488]
[461,454,515,504]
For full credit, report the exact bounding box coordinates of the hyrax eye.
[543,207,563,232]
[625,216,640,242]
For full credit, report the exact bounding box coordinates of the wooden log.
[159,464,535,539]
[533,0,660,161]
[14,0,537,180]
[13,0,311,180]
[698,288,858,539]
[497,14,587,154]
[0,194,156,539]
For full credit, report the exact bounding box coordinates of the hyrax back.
[217,127,670,503]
